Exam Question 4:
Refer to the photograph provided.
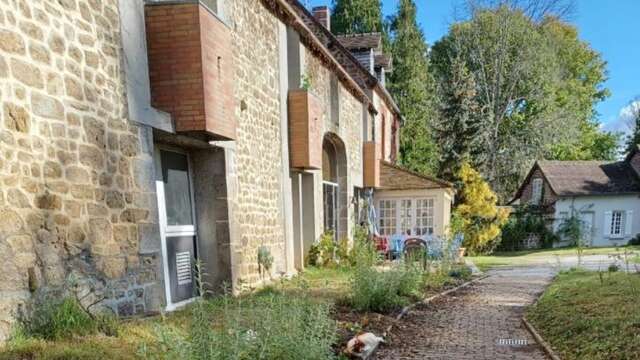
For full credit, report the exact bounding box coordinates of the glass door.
[155,149,199,309]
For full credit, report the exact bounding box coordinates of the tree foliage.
[388,0,439,175]
[331,0,383,35]
[433,56,481,180]
[624,98,640,155]
[455,162,509,254]
[431,5,613,200]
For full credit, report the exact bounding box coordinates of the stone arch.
[322,132,348,240]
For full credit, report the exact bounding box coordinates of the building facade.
[512,152,640,247]
[0,0,453,341]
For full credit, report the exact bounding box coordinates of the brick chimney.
[312,6,330,31]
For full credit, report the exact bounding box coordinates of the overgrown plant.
[499,205,558,251]
[556,205,590,265]
[257,246,274,279]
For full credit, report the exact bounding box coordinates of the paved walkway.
[374,267,555,360]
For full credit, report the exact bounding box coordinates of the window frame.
[531,178,543,205]
[610,210,624,237]
[377,197,435,236]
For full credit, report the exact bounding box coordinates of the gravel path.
[373,267,555,360]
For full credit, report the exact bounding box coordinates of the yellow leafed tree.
[455,162,509,254]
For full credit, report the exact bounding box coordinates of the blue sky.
[305,0,640,135]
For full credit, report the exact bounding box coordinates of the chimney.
[312,6,330,31]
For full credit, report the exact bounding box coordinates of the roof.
[515,160,640,200]
[336,33,382,51]
[374,54,392,71]
[380,161,454,191]
[258,0,376,114]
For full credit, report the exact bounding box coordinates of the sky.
[305,0,640,136]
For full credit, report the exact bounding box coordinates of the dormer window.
[531,178,543,205]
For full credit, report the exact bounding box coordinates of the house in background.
[511,147,640,247]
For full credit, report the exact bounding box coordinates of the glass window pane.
[161,150,194,226]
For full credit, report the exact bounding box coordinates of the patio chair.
[403,237,428,269]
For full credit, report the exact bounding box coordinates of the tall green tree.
[388,0,439,175]
[331,0,383,35]
[433,57,481,181]
[624,99,640,154]
[431,5,611,200]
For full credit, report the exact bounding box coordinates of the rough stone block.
[7,189,30,208]
[11,58,43,88]
[31,92,64,120]
[138,222,160,254]
[0,29,25,54]
[3,102,30,133]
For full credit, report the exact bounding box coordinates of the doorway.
[155,148,199,309]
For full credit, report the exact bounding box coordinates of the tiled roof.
[537,160,640,196]
[374,54,392,70]
[380,161,453,191]
[336,33,382,51]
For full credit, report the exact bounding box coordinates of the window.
[415,198,435,236]
[531,178,543,205]
[611,211,624,237]
[323,182,338,237]
[399,199,413,235]
[378,199,396,235]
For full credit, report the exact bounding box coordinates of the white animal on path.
[345,332,385,359]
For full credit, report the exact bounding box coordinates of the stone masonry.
[0,0,163,341]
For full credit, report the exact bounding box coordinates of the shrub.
[18,296,117,341]
[448,265,472,279]
[629,234,640,246]
[350,260,425,313]
[307,231,338,267]
[149,291,337,360]
[499,205,558,251]
[607,264,620,273]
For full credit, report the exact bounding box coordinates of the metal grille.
[176,251,192,286]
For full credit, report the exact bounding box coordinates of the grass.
[1,264,470,359]
[527,269,640,359]
[469,245,640,271]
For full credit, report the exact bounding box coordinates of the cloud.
[603,100,640,136]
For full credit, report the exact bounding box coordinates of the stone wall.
[226,0,287,286]
[304,45,364,241]
[0,0,162,341]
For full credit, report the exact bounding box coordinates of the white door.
[155,148,199,310]
[580,212,594,246]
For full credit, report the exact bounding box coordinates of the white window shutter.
[625,210,633,235]
[604,211,612,236]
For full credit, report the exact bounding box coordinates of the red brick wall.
[145,3,235,140]
[519,168,557,207]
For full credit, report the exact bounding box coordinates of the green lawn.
[527,269,640,359]
[469,246,640,271]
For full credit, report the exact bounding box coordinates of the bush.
[350,261,425,313]
[148,291,337,360]
[448,265,472,280]
[498,205,557,251]
[18,296,117,341]
[629,234,640,246]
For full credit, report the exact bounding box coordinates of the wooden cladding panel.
[289,90,323,169]
[363,141,381,188]
[145,3,235,140]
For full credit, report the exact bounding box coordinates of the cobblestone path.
[374,267,555,360]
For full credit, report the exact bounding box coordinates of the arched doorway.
[322,134,348,240]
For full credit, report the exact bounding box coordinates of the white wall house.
[553,195,640,247]
[512,147,640,248]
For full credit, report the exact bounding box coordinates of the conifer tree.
[331,0,383,35]
[388,0,438,175]
[624,100,640,155]
[433,57,482,181]
[455,162,509,254]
